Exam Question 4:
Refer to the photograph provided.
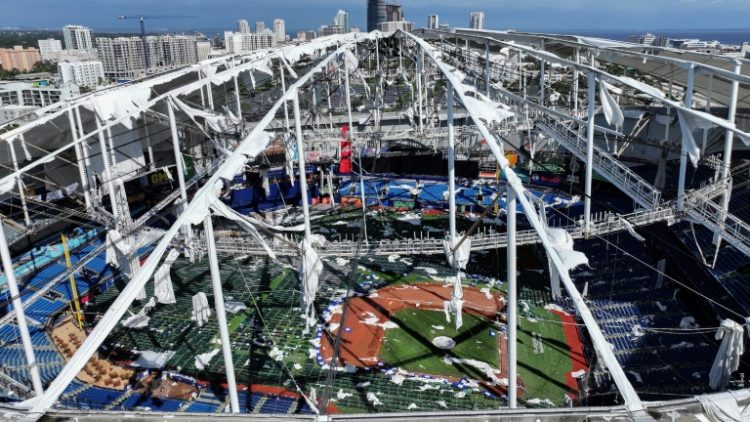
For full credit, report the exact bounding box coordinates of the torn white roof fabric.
[709,319,745,390]
[191,292,212,327]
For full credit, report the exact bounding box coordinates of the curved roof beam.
[18,32,380,419]
[400,29,647,415]
[432,30,750,145]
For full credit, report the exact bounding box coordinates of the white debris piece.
[191,292,211,327]
[366,392,382,406]
[194,349,220,370]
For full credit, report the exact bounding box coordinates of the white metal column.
[279,63,290,133]
[677,64,695,211]
[344,59,353,132]
[8,138,31,225]
[74,106,94,200]
[583,71,596,232]
[206,79,215,110]
[717,60,743,245]
[416,49,424,133]
[447,82,457,242]
[572,48,580,116]
[539,40,546,107]
[203,214,240,412]
[358,147,369,245]
[506,187,517,408]
[0,220,43,395]
[484,40,491,97]
[168,100,193,241]
[233,74,242,118]
[66,106,91,210]
[143,114,155,170]
[292,90,313,239]
[95,116,119,224]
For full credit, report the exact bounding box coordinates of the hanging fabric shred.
[299,237,324,334]
[545,227,589,298]
[599,81,624,127]
[443,237,471,270]
[17,135,32,161]
[619,216,645,242]
[677,109,713,167]
[191,292,211,327]
[709,319,745,390]
[260,168,270,196]
[210,200,277,260]
[442,237,471,329]
[154,251,177,305]
[122,297,156,328]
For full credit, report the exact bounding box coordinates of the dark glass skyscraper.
[367,0,386,32]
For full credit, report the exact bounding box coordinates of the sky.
[1,0,748,34]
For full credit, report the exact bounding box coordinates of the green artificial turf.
[516,308,574,406]
[379,309,499,380]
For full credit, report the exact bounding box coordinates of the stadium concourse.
[0,27,749,422]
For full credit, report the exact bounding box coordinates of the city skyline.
[1,0,748,32]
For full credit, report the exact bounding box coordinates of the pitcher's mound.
[432,336,456,350]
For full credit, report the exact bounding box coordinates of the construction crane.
[116,14,196,68]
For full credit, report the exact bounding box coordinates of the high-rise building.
[367,0,386,32]
[237,19,250,34]
[255,21,266,33]
[0,46,41,72]
[386,4,404,22]
[377,21,413,32]
[196,41,211,61]
[96,35,199,79]
[0,81,79,123]
[58,61,104,87]
[62,25,93,50]
[224,31,276,54]
[319,25,342,37]
[296,31,317,42]
[160,35,199,67]
[427,15,439,30]
[273,19,286,42]
[469,11,485,30]
[38,39,63,60]
[626,33,657,45]
[334,10,350,33]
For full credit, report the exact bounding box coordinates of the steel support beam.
[204,214,240,412]
[447,82,457,242]
[677,64,695,211]
[168,99,193,242]
[95,116,119,224]
[66,106,90,210]
[506,187,517,408]
[8,137,31,226]
[0,220,43,395]
[292,91,313,239]
[584,71,596,232]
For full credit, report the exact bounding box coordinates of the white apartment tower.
[62,25,93,50]
[469,12,485,30]
[334,10,350,33]
[427,15,439,29]
[237,19,250,33]
[273,19,286,42]
[58,61,105,87]
[96,35,199,79]
[224,32,276,54]
[37,39,63,60]
[255,21,266,33]
[196,41,211,61]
